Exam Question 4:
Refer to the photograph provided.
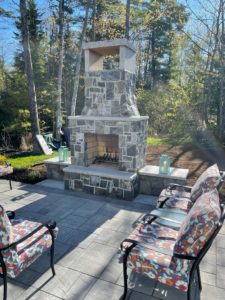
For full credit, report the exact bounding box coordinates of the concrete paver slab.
[84,279,124,300]
[0,179,223,300]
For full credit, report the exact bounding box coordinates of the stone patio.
[0,179,224,300]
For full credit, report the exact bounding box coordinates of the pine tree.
[19,0,40,152]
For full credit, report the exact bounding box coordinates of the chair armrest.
[5,161,12,167]
[0,219,57,251]
[220,171,225,178]
[153,218,181,229]
[120,238,197,260]
[156,207,187,215]
[142,208,187,225]
[166,183,192,193]
[46,220,56,230]
[6,210,15,220]
[121,238,173,256]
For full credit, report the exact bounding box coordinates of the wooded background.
[0,0,225,149]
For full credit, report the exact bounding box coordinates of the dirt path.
[146,144,225,186]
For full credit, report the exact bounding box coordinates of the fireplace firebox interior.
[85,133,119,166]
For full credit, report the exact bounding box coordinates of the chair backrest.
[174,189,221,256]
[190,164,221,202]
[0,205,13,248]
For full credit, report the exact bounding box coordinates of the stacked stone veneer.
[68,116,148,172]
[64,166,139,200]
[64,40,149,200]
[81,70,139,117]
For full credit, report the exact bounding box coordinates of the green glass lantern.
[63,147,69,162]
[159,154,170,175]
[58,146,65,162]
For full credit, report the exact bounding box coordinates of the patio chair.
[0,205,58,300]
[0,162,13,190]
[156,164,224,212]
[118,189,224,300]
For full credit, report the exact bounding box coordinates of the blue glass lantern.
[159,154,170,175]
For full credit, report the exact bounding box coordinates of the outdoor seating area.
[118,164,225,300]
[2,0,225,299]
[0,166,225,299]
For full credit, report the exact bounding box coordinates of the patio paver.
[0,179,224,299]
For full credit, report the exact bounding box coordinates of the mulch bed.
[147,144,225,186]
[1,165,47,184]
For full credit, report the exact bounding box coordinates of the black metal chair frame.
[0,162,12,190]
[120,204,225,300]
[0,212,56,300]
[158,171,225,209]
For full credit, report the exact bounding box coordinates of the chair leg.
[50,240,55,276]
[187,285,191,300]
[187,268,202,300]
[3,272,7,300]
[0,254,7,300]
[197,266,202,291]
[9,179,12,190]
[122,255,128,300]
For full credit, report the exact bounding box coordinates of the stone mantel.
[82,38,136,52]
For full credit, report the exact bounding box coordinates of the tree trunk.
[55,0,65,141]
[151,29,156,88]
[70,2,90,116]
[19,0,40,152]
[144,31,152,87]
[204,4,221,126]
[92,0,96,41]
[125,0,131,39]
[219,0,225,139]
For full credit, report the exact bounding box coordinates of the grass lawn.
[6,152,58,169]
[147,135,194,146]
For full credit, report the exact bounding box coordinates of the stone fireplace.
[64,39,149,200]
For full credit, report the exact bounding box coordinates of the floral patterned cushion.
[160,188,191,200]
[156,188,191,208]
[118,222,193,292]
[128,222,179,243]
[1,219,54,278]
[190,164,220,202]
[163,197,193,212]
[0,165,13,176]
[126,244,193,291]
[174,189,221,256]
[0,205,13,248]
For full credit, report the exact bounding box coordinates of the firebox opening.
[85,133,119,167]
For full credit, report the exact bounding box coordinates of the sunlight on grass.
[7,152,58,169]
[148,135,194,146]
[147,137,167,145]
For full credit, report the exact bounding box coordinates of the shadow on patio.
[0,179,223,300]
[0,179,151,299]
